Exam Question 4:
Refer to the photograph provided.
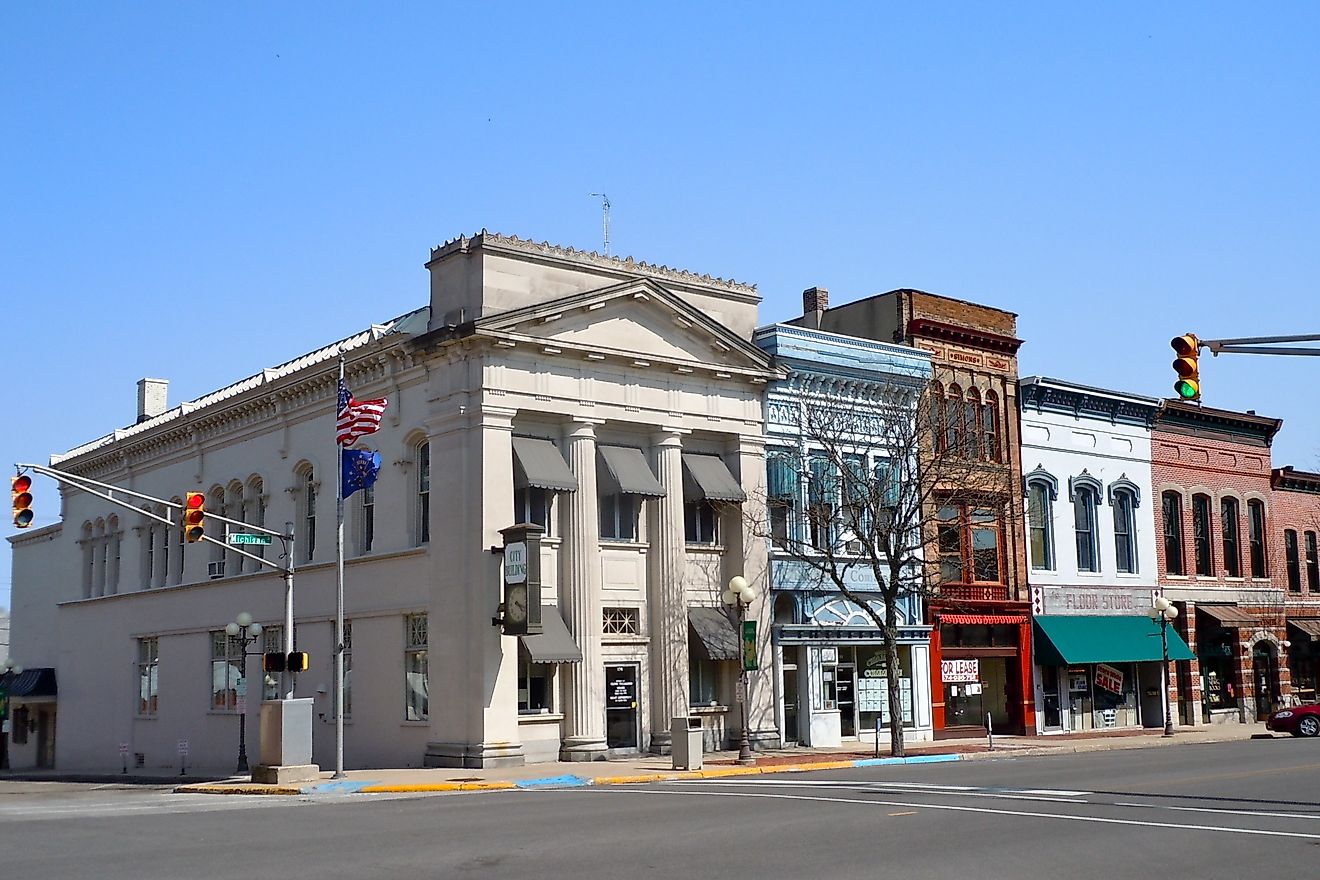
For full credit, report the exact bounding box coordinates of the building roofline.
[1019,376,1163,408]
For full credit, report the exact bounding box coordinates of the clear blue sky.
[4,4,1319,607]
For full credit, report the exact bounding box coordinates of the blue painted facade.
[753,324,936,747]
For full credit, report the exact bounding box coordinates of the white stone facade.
[6,233,780,771]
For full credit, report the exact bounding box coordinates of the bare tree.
[749,377,1013,756]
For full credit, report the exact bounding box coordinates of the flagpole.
[334,357,347,779]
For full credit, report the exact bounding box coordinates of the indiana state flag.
[342,448,382,499]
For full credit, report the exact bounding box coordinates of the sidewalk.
[170,721,1274,796]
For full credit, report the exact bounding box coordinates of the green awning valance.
[1034,615,1193,666]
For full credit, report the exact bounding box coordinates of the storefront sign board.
[1040,587,1154,616]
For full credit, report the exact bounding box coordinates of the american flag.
[337,378,388,446]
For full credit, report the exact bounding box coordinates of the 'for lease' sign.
[942,659,979,683]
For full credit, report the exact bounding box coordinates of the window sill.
[518,712,564,724]
[688,704,730,715]
[685,543,725,553]
[600,540,650,550]
[401,719,429,727]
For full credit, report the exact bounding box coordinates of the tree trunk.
[885,602,905,757]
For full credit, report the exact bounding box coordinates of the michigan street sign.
[228,533,273,546]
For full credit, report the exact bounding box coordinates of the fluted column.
[560,421,608,759]
[648,430,689,752]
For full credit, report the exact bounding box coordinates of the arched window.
[1192,493,1213,577]
[1221,497,1241,578]
[209,487,226,573]
[1162,491,1185,576]
[945,385,963,455]
[1070,475,1102,573]
[1248,499,1267,578]
[1285,529,1301,592]
[963,389,980,459]
[227,481,245,574]
[303,469,317,562]
[107,515,121,594]
[981,391,1000,463]
[82,522,94,598]
[1024,468,1057,571]
[416,441,431,546]
[929,383,947,453]
[1111,488,1138,574]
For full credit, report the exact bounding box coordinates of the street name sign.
[228,533,273,546]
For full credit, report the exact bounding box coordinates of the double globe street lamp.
[723,575,757,766]
[1148,597,1179,737]
[224,612,263,774]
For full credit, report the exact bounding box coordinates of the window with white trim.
[138,637,159,716]
[211,630,243,712]
[405,613,429,720]
[416,442,431,546]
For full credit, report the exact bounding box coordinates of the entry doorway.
[836,664,856,737]
[782,662,800,745]
[605,664,640,752]
[1253,643,1279,720]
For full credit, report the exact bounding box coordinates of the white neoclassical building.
[6,233,782,771]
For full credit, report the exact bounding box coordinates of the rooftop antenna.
[589,192,611,255]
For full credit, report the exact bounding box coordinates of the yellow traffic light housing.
[1171,334,1201,401]
[11,474,33,528]
[184,492,206,543]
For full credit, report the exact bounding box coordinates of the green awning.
[1034,615,1194,666]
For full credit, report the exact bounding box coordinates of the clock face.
[506,585,528,624]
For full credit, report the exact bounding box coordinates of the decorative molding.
[1067,470,1104,503]
[1023,465,1059,501]
[1107,474,1142,508]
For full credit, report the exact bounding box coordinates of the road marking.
[887,811,918,816]
[682,779,1090,803]
[595,787,1320,841]
[1113,801,1320,821]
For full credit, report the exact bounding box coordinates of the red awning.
[939,614,1027,625]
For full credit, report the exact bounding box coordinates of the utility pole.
[589,192,611,255]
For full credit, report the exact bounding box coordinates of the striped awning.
[1199,604,1257,627]
[939,614,1027,626]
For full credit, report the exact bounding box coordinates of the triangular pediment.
[474,279,777,376]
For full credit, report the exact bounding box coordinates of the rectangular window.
[980,400,999,463]
[684,500,719,545]
[970,508,1001,582]
[1192,494,1212,577]
[304,471,317,562]
[1162,492,1184,576]
[405,613,429,721]
[1308,532,1319,593]
[1248,499,1267,579]
[806,455,837,551]
[1074,491,1098,573]
[210,630,243,712]
[689,657,721,706]
[518,644,554,713]
[599,493,640,541]
[1113,491,1136,574]
[262,626,284,701]
[1028,483,1053,570]
[938,505,964,584]
[137,637,159,716]
[767,454,797,549]
[514,487,552,533]
[1286,529,1301,592]
[359,485,375,554]
[1221,498,1241,578]
[602,606,641,636]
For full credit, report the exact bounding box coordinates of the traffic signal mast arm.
[14,462,289,573]
[1201,333,1320,357]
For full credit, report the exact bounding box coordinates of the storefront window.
[855,645,914,733]
[1199,626,1239,716]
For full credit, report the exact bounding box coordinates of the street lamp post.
[723,575,757,767]
[1,658,22,770]
[1148,597,1179,737]
[224,613,263,774]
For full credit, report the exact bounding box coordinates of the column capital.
[566,419,604,439]
[652,428,690,448]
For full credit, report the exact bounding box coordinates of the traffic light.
[286,651,309,673]
[263,652,286,673]
[1171,334,1201,401]
[183,492,205,543]
[11,475,33,528]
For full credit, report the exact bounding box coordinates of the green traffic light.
[1175,379,1199,400]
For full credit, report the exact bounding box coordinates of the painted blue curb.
[306,780,372,794]
[515,774,592,788]
[851,753,961,768]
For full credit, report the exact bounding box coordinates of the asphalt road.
[4,738,1320,880]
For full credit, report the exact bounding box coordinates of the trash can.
[671,716,704,770]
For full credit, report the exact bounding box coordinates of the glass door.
[1042,665,1062,730]
[605,664,639,751]
[836,664,856,737]
[782,663,800,745]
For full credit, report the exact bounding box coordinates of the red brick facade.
[1151,401,1285,725]
[1268,467,1320,706]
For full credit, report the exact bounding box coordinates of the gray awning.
[682,453,746,503]
[6,667,57,699]
[598,446,665,497]
[512,437,578,492]
[689,606,739,661]
[1199,604,1257,627]
[521,606,583,663]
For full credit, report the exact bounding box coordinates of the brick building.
[789,287,1033,735]
[1152,401,1285,726]
[1268,466,1320,705]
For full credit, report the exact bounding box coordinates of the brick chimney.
[137,378,169,423]
[802,287,829,329]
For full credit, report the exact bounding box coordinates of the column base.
[424,740,526,769]
[648,730,673,755]
[252,763,320,784]
[560,736,609,762]
[749,728,781,751]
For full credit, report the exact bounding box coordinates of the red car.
[1266,704,1320,737]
